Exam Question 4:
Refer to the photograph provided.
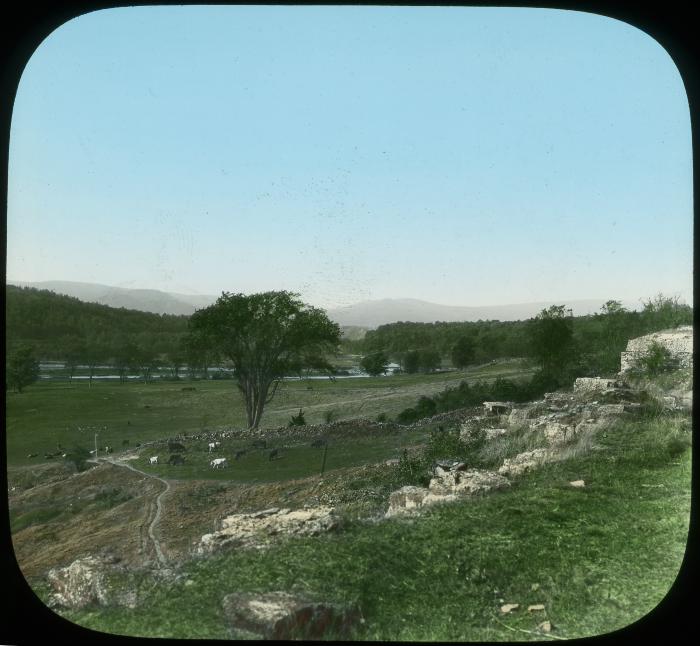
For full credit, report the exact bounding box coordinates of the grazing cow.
[210,457,227,469]
[104,446,113,454]
[44,453,54,459]
[135,442,141,448]
[168,442,186,453]
[310,438,327,448]
[268,449,279,461]
[168,454,185,466]
[234,450,246,461]
[149,456,159,465]
[208,441,221,452]
[27,453,38,458]
[122,439,130,446]
[252,439,267,450]
[89,450,97,455]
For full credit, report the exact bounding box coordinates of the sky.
[7,5,693,309]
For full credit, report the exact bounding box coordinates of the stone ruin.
[620,325,693,373]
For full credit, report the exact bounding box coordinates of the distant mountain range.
[7,280,638,327]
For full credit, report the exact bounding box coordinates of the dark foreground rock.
[222,591,363,639]
[46,555,138,610]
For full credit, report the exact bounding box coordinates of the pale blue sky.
[7,5,693,308]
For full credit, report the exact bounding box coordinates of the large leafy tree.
[361,351,390,376]
[188,291,341,429]
[7,346,40,393]
[451,335,476,369]
[528,305,576,378]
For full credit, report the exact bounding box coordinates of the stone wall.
[620,326,693,373]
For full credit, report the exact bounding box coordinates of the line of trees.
[356,295,692,379]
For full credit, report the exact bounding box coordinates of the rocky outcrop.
[385,486,454,517]
[498,448,554,477]
[573,377,623,394]
[222,591,362,639]
[196,506,337,555]
[620,326,693,373]
[428,468,510,497]
[386,463,510,517]
[46,556,137,610]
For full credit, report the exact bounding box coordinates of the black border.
[2,2,697,645]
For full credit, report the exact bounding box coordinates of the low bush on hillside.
[394,372,558,425]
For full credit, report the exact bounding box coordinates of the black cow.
[252,439,267,450]
[234,450,247,461]
[168,442,186,452]
[310,438,327,448]
[168,454,185,465]
[122,439,130,446]
[268,448,279,461]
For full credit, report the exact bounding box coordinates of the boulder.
[46,556,137,610]
[197,506,337,555]
[222,591,362,640]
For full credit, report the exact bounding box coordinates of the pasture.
[6,359,532,470]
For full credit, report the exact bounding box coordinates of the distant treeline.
[5,286,692,383]
[351,295,692,377]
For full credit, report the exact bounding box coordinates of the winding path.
[93,456,171,568]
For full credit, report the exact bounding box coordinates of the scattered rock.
[500,603,519,614]
[569,480,586,488]
[538,620,553,633]
[527,604,546,612]
[222,591,362,640]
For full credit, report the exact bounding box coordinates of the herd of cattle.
[26,433,328,471]
[144,437,322,470]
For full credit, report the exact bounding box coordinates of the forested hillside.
[5,285,189,361]
[5,286,691,383]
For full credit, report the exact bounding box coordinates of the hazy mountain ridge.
[7,280,637,326]
[325,297,640,327]
[8,280,216,316]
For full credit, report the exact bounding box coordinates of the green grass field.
[6,359,532,469]
[41,412,691,641]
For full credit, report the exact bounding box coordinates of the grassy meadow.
[6,359,532,469]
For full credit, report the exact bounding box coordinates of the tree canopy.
[6,346,40,393]
[187,291,341,429]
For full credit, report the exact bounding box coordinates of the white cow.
[210,457,227,469]
[149,456,159,465]
[207,442,220,452]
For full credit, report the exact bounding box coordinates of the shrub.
[65,445,91,472]
[288,409,307,427]
[632,341,680,377]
